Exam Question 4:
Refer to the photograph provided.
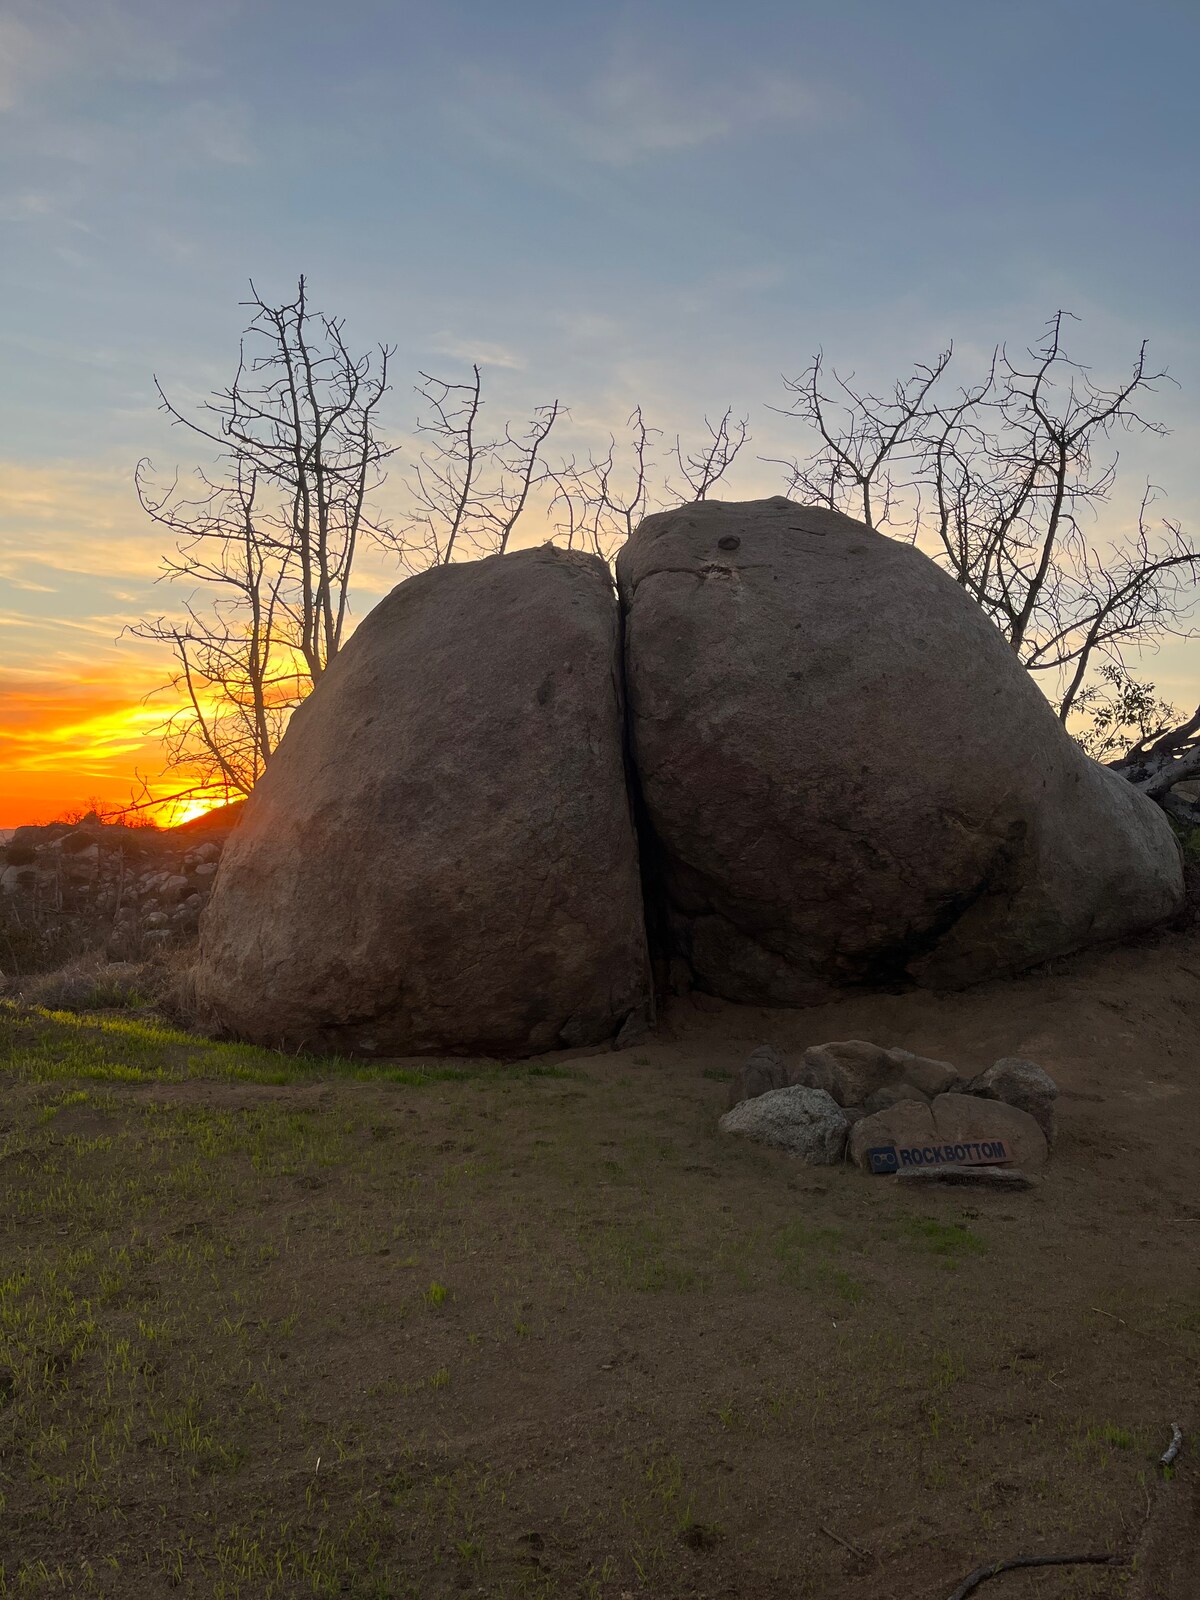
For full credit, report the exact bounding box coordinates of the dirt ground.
[1,925,1198,1598]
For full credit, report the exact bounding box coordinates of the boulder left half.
[193,546,651,1057]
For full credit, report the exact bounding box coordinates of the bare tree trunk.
[132,278,394,804]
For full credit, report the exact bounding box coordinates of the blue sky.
[2,0,1198,817]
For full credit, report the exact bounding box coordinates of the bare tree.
[395,384,749,569]
[389,365,561,569]
[550,408,657,562]
[132,278,394,802]
[669,407,751,502]
[772,350,951,533]
[777,314,1200,809]
[551,406,750,561]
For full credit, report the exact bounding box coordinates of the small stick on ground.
[818,1523,870,1562]
[946,1553,1122,1599]
[1160,1423,1183,1470]
[1088,1307,1171,1346]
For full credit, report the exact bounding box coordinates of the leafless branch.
[387,369,562,568]
[131,277,394,796]
[775,314,1199,799]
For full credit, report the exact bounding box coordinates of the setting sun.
[0,657,247,827]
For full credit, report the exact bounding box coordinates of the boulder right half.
[616,497,1183,1004]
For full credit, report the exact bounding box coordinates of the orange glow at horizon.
[170,796,231,827]
[0,668,233,829]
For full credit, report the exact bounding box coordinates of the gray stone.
[718,1085,848,1164]
[968,1057,1058,1142]
[193,546,651,1057]
[614,1007,652,1051]
[615,496,1183,1005]
[727,1043,790,1109]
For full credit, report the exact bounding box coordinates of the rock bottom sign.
[866,1140,1011,1175]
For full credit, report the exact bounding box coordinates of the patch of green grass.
[931,1346,967,1390]
[577,1218,704,1294]
[812,1263,866,1306]
[772,1218,842,1268]
[0,987,1185,1600]
[767,1220,868,1306]
[0,1002,574,1092]
[80,981,152,1012]
[1090,1422,1134,1450]
[39,1088,94,1119]
[898,1216,987,1262]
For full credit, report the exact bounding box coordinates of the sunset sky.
[3,0,1199,826]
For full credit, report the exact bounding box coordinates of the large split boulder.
[616,497,1183,1004]
[193,547,651,1056]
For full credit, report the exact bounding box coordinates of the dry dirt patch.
[0,930,1197,1598]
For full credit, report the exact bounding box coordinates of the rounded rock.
[719,1085,848,1164]
[193,546,651,1057]
[616,497,1183,1004]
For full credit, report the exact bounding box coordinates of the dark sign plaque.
[865,1139,1011,1175]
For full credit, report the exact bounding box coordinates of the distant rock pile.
[719,1038,1056,1175]
[192,497,1184,1058]
[0,815,229,965]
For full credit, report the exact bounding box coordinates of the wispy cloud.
[0,188,90,228]
[0,2,255,183]
[0,12,57,112]
[0,460,162,581]
[4,574,58,594]
[459,52,849,170]
[164,97,256,169]
[0,2,190,113]
[428,335,525,371]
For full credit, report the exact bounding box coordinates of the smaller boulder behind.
[792,1040,961,1106]
[967,1057,1058,1142]
[727,1043,790,1110]
[864,1082,929,1116]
